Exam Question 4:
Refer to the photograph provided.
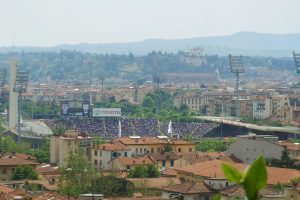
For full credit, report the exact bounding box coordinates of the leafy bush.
[128,165,160,178]
[91,176,134,197]
[11,165,39,180]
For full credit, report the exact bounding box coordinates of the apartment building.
[174,93,202,112]
[114,136,196,156]
[91,143,131,171]
[226,134,283,164]
[50,129,92,167]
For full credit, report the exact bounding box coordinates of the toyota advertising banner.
[93,108,121,117]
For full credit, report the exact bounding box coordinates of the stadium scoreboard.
[61,101,90,117]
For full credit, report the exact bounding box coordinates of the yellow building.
[50,129,92,167]
[114,136,196,156]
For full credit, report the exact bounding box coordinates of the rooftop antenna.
[229,54,244,119]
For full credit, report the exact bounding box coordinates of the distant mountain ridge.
[1,32,300,56]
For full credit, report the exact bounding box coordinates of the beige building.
[253,95,291,122]
[91,143,131,171]
[50,129,92,167]
[174,94,203,112]
[226,134,283,164]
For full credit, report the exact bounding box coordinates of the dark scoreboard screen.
[61,101,90,117]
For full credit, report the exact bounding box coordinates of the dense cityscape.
[1,1,300,200]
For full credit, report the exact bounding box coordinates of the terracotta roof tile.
[161,181,213,194]
[174,160,300,185]
[115,137,193,145]
[116,156,155,166]
[94,143,130,151]
[0,184,14,194]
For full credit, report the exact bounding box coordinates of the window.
[12,168,15,173]
[178,148,181,153]
[136,148,138,154]
[94,160,98,165]
[100,151,102,157]
[124,152,128,157]
[94,150,97,156]
[157,148,160,152]
[170,160,174,167]
[226,182,229,187]
[2,168,6,174]
[144,148,147,153]
[162,160,166,167]
[189,148,192,152]
[151,148,154,153]
[100,160,102,166]
[140,148,142,154]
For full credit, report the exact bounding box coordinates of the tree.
[147,165,160,178]
[91,176,134,197]
[58,149,96,198]
[128,166,148,178]
[11,165,38,180]
[128,165,159,178]
[281,148,295,168]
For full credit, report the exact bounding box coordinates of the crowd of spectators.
[44,118,218,140]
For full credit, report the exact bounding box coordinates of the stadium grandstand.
[44,118,218,140]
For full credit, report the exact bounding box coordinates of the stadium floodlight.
[13,70,29,144]
[229,54,244,119]
[293,51,300,74]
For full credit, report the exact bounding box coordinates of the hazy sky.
[1,0,300,46]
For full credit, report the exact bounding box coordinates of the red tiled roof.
[94,143,130,151]
[174,160,300,185]
[115,137,193,145]
[0,184,14,194]
[116,156,155,166]
[161,181,213,194]
[278,142,300,151]
[221,185,280,197]
[0,155,39,166]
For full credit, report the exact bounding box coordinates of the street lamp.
[229,54,244,119]
[13,70,29,144]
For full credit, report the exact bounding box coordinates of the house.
[161,181,215,200]
[50,129,92,167]
[91,143,131,171]
[220,185,282,200]
[0,153,39,181]
[148,152,180,170]
[110,156,155,171]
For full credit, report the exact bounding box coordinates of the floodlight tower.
[229,54,244,119]
[13,70,29,144]
[293,51,300,80]
[99,76,105,107]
